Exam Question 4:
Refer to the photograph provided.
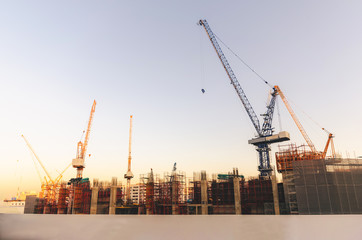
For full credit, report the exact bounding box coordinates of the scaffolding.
[187,172,207,205]
[139,172,158,214]
[25,161,360,216]
[139,170,187,215]
[57,183,68,214]
[293,158,362,214]
[34,198,45,214]
[72,178,92,214]
[242,177,274,214]
[186,169,246,215]
[281,171,299,214]
[275,143,322,214]
[97,184,110,214]
[186,172,212,214]
[211,177,235,214]
[276,144,322,172]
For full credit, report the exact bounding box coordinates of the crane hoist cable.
[213,26,331,155]
[215,28,326,151]
[213,33,273,89]
[276,98,282,132]
[199,25,206,93]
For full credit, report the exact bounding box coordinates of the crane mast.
[261,90,278,136]
[124,115,134,204]
[72,100,96,178]
[170,162,177,182]
[199,19,289,177]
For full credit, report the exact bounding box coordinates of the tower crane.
[199,19,290,177]
[21,135,55,202]
[54,163,72,184]
[322,128,336,158]
[22,135,53,182]
[170,162,177,183]
[124,115,134,204]
[274,86,336,159]
[273,86,317,153]
[22,135,71,203]
[72,100,96,178]
[28,151,47,198]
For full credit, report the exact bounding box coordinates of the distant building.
[122,184,145,204]
[4,191,38,208]
[130,184,145,204]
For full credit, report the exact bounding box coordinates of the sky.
[1,1,361,200]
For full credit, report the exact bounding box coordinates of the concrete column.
[43,204,50,214]
[271,174,280,215]
[146,169,154,215]
[90,179,99,214]
[200,171,208,215]
[146,183,154,215]
[233,177,242,215]
[109,177,117,215]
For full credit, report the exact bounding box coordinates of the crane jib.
[199,19,262,136]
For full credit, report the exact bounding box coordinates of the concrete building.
[293,158,362,214]
[130,184,145,204]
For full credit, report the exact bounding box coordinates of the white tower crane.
[124,115,134,204]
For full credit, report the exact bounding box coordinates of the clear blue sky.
[1,1,361,200]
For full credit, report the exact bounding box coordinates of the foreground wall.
[2,215,362,240]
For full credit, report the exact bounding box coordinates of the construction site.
[22,19,362,216]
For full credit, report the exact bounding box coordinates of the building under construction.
[22,19,362,216]
[276,143,362,214]
[22,98,362,215]
[137,169,187,215]
[24,156,362,215]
